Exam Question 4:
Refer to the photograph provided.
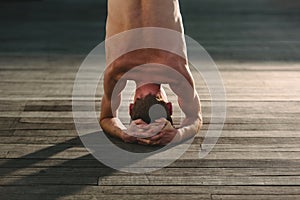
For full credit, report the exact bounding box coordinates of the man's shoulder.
[104,63,124,82]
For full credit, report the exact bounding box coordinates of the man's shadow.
[0,131,174,199]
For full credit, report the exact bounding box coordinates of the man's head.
[130,94,173,124]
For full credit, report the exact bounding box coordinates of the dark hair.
[130,94,173,124]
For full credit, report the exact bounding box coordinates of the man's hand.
[121,132,138,143]
[126,119,165,139]
[119,118,165,144]
[137,119,178,146]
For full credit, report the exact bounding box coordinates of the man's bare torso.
[105,0,192,85]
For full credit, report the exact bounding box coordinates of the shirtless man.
[100,0,202,146]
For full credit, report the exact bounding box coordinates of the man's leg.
[106,0,184,38]
[105,0,189,82]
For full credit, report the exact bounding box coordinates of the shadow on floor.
[0,131,180,199]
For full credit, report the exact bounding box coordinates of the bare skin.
[100,0,202,145]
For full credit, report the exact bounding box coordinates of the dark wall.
[0,0,299,61]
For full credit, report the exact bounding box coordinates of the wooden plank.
[14,122,75,130]
[202,144,300,152]
[0,117,20,129]
[0,158,106,168]
[3,133,300,145]
[4,110,299,119]
[211,130,300,138]
[16,100,300,109]
[0,136,80,145]
[7,122,300,131]
[2,148,296,160]
[0,176,97,186]
[1,185,299,195]
[2,82,300,95]
[1,158,300,169]
[0,101,25,111]
[1,68,299,78]
[0,194,211,200]
[15,116,300,125]
[1,78,300,101]
[3,143,300,160]
[13,129,78,137]
[2,135,300,152]
[1,136,300,157]
[1,167,300,177]
[194,137,300,145]
[0,130,14,136]
[98,175,300,186]
[2,170,300,188]
[171,159,300,168]
[212,195,300,200]
[98,185,300,195]
[10,129,300,138]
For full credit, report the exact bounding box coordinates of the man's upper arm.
[169,72,201,120]
[100,66,127,120]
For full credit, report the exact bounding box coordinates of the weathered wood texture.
[1,0,300,199]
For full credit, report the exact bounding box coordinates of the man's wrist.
[176,118,200,142]
[120,132,126,142]
[170,128,183,144]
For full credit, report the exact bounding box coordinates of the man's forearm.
[100,117,127,140]
[176,117,202,142]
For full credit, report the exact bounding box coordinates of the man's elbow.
[197,115,203,132]
[99,117,110,132]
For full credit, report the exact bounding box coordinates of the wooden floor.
[1,0,300,199]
